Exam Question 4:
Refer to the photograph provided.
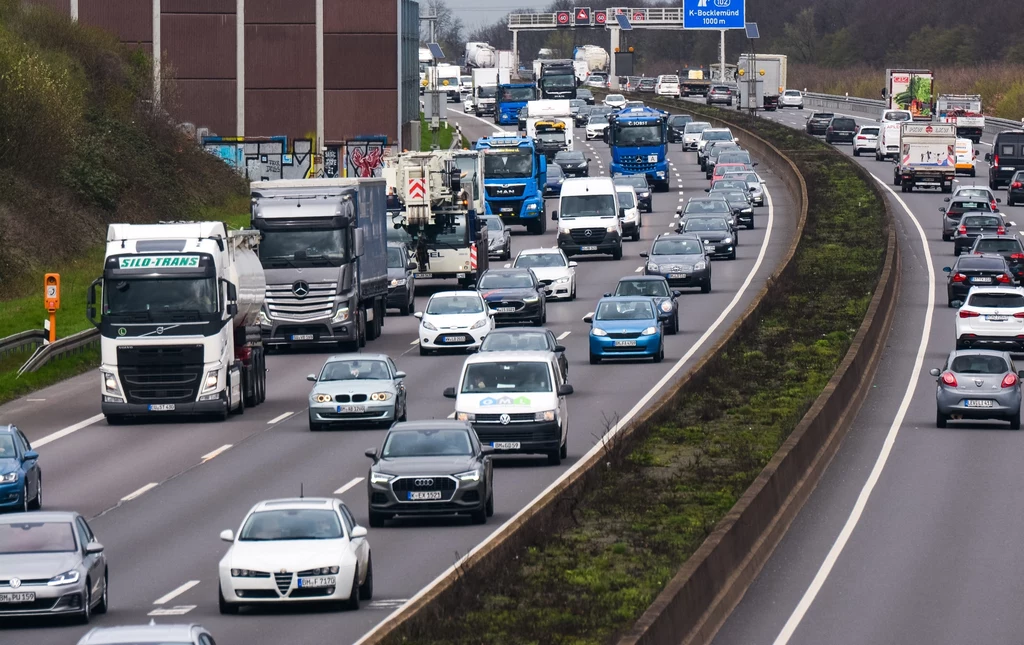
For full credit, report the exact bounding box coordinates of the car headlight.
[390,278,407,287]
[694,261,707,271]
[0,472,18,484]
[308,566,340,575]
[558,178,564,183]
[641,326,658,336]
[647,262,659,272]
[101,370,122,397]
[258,310,271,326]
[47,570,80,586]
[659,301,673,313]
[534,410,556,422]
[523,295,539,303]
[560,227,571,235]
[606,226,617,232]
[231,568,270,578]
[554,276,570,284]
[370,472,396,485]
[455,469,482,482]
[456,411,476,421]
[421,320,438,331]
[722,237,733,244]
[370,392,393,401]
[470,318,489,329]
[640,192,650,197]
[313,393,332,403]
[592,327,608,337]
[332,306,351,323]
[201,370,220,394]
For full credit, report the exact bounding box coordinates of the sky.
[445,0,552,31]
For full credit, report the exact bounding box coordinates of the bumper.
[309,402,395,425]
[937,393,1020,418]
[369,477,486,516]
[648,268,710,289]
[1008,188,1024,202]
[827,134,855,143]
[700,242,735,258]
[220,570,355,605]
[591,334,661,358]
[102,393,228,418]
[420,330,488,350]
[542,280,573,299]
[955,164,976,175]
[807,126,829,135]
[562,169,589,178]
[707,97,732,105]
[735,211,754,227]
[386,286,410,308]
[683,140,701,151]
[486,244,506,258]
[955,334,1024,352]
[0,481,25,509]
[487,302,543,324]
[557,237,622,257]
[621,220,639,236]
[544,185,562,197]
[472,419,562,455]
[262,318,358,346]
[0,584,87,617]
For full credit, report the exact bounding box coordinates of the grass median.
[382,105,887,644]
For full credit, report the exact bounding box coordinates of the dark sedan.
[476,268,546,325]
[706,85,733,106]
[1009,170,1024,207]
[613,174,653,213]
[943,255,1015,306]
[517,107,528,131]
[940,198,997,241]
[953,214,1010,256]
[719,190,755,229]
[544,164,565,197]
[676,197,738,239]
[365,420,493,526]
[554,150,590,178]
[576,88,595,105]
[641,233,711,293]
[574,105,593,127]
[479,327,568,379]
[386,243,417,316]
[481,215,512,261]
[612,274,683,333]
[825,117,857,144]
[970,234,1024,284]
[667,114,693,143]
[677,215,737,260]
[637,78,657,93]
[805,112,834,136]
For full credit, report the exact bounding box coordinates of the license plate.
[290,334,314,341]
[148,404,175,411]
[615,340,638,347]
[495,307,516,313]
[417,273,433,279]
[0,592,34,603]
[297,576,336,588]
[987,315,1008,322]
[668,273,687,279]
[443,335,467,343]
[972,277,992,283]
[965,400,994,407]
[408,491,442,500]
[491,441,521,450]
[499,207,514,213]
[337,405,365,413]
[581,245,598,251]
[457,273,466,278]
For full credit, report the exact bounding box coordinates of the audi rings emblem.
[584,229,593,237]
[9,577,21,589]
[499,413,511,425]
[414,478,434,487]
[292,281,310,298]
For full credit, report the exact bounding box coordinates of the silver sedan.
[307,354,408,430]
[931,349,1023,429]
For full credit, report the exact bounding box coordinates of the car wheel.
[419,345,430,356]
[344,569,360,611]
[631,228,640,242]
[936,411,948,429]
[1010,414,1021,431]
[398,400,408,422]
[612,246,623,260]
[359,555,374,600]
[95,570,108,615]
[78,583,92,624]
[671,313,679,335]
[853,148,860,157]
[20,486,28,512]
[653,342,664,364]
[309,420,326,432]
[747,220,754,230]
[954,245,962,257]
[559,436,567,460]
[570,283,576,301]
[470,503,488,524]
[729,249,737,260]
[589,352,601,365]
[368,511,387,528]
[486,489,494,517]
[942,233,951,242]
[546,447,562,466]
[28,474,41,510]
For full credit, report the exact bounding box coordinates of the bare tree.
[422,0,464,62]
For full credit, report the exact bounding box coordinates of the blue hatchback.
[584,297,665,364]
[0,424,42,512]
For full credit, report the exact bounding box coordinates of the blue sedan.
[584,297,665,364]
[0,424,42,512]
[545,164,565,197]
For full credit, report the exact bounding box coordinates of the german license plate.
[457,273,466,278]
[408,491,442,500]
[669,273,687,279]
[0,592,34,603]
[148,404,175,411]
[496,307,516,313]
[972,277,992,283]
[615,340,638,347]
[581,245,598,251]
[499,207,514,213]
[337,405,365,413]
[297,576,336,588]
[290,334,314,341]
[417,273,433,279]
[987,315,1008,322]
[443,335,467,343]
[965,400,994,407]
[492,442,521,450]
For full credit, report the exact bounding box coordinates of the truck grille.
[116,345,204,405]
[476,412,535,423]
[266,282,338,321]
[487,198,525,217]
[570,228,606,244]
[486,184,526,198]
[619,156,658,172]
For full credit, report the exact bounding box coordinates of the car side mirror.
[929,368,940,377]
[394,371,406,379]
[704,188,710,193]
[944,197,951,202]
[942,267,952,273]
[220,530,234,542]
[951,300,964,308]
[407,262,417,270]
[551,210,558,221]
[985,153,992,162]
[554,344,565,352]
[569,261,577,267]
[1018,370,1024,380]
[85,542,105,555]
[364,448,379,462]
[587,157,592,162]
[997,198,1003,203]
[939,208,946,213]
[23,450,38,461]
[480,445,495,455]
[582,313,594,323]
[443,387,457,399]
[306,374,317,382]
[350,526,368,539]
[558,384,574,396]
[752,162,759,166]
[639,252,649,258]
[413,312,423,319]
[672,290,682,297]
[619,208,626,218]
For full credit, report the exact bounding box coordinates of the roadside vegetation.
[381,101,887,644]
[419,113,470,150]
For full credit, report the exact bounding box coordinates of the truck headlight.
[560,227,571,235]
[370,472,395,485]
[332,306,350,323]
[258,310,271,326]
[370,392,393,401]
[534,410,556,422]
[101,370,122,397]
[456,411,475,421]
[201,370,220,394]
[455,469,482,482]
[606,226,617,233]
[526,203,538,210]
[641,326,658,336]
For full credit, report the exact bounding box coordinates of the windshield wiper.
[264,257,299,269]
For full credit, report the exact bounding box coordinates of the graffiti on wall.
[345,136,394,178]
[202,136,313,180]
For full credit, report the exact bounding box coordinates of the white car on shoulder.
[954,287,1024,351]
[655,74,681,97]
[508,248,578,300]
[218,497,372,613]
[416,291,494,355]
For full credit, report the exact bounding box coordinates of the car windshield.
[718,154,751,164]
[883,111,911,121]
[555,152,585,164]
[615,177,649,191]
[724,172,760,183]
[480,331,551,352]
[685,122,711,133]
[319,360,390,381]
[723,192,750,203]
[500,86,538,101]
[569,99,586,109]
[957,258,1005,271]
[784,90,801,97]
[963,216,1002,227]
[0,435,16,457]
[479,273,534,289]
[684,217,730,232]
[860,127,880,135]
[560,194,616,218]
[712,180,748,191]
[477,85,497,98]
[974,239,1021,253]
[950,201,992,212]
[956,189,992,200]
[589,114,609,124]
[537,131,566,144]
[703,130,732,141]
[950,354,1009,374]
[515,253,566,268]
[546,166,564,179]
[240,509,343,541]
[669,116,692,126]
[426,296,484,315]
[382,429,474,457]
[386,247,406,268]
[482,216,503,231]
[653,238,703,255]
[832,119,856,129]
[685,201,731,215]
[968,292,1024,308]
[596,300,655,320]
[606,94,624,102]
[617,191,636,208]
[812,113,834,120]
[615,280,670,297]
[461,361,552,393]
[0,521,77,553]
[484,151,533,178]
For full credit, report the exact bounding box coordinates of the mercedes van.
[552,177,623,260]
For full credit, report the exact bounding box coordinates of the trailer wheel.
[256,349,267,403]
[243,364,257,408]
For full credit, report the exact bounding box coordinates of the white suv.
[955,286,1024,351]
[655,75,681,97]
[779,89,804,109]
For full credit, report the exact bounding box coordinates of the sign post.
[44,273,60,344]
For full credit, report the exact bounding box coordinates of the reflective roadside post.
[44,273,60,344]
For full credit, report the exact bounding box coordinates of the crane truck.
[87,222,268,424]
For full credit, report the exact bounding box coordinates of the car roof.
[485,326,552,335]
[325,353,390,363]
[252,497,336,512]
[388,419,474,432]
[618,274,669,282]
[966,285,1024,295]
[78,624,203,644]
[974,234,1021,243]
[956,255,1006,267]
[597,296,657,305]
[517,247,561,255]
[0,511,76,524]
[463,350,557,365]
[429,290,481,298]
[949,348,1012,360]
[482,268,532,275]
[0,424,18,435]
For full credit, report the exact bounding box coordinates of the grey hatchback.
[78,624,216,645]
[931,349,1023,429]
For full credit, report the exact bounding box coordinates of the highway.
[0,105,798,643]
[706,103,1024,643]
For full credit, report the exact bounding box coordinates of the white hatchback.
[416,291,494,355]
[955,287,1024,351]
[508,248,578,300]
[779,89,803,109]
[655,75,681,97]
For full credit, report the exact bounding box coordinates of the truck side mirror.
[226,282,237,301]
[86,278,101,327]
[226,303,238,316]
[353,228,365,258]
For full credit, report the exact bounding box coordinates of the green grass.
[419,113,470,151]
[382,99,887,645]
[0,347,99,406]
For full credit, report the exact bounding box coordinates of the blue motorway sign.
[683,0,745,30]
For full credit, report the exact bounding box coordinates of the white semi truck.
[87,222,267,424]
[937,94,985,143]
[893,122,956,193]
[471,67,510,116]
[465,42,497,68]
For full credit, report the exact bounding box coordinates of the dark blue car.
[0,424,42,512]
[545,164,565,197]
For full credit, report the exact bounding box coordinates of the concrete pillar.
[152,0,161,107]
[236,0,245,136]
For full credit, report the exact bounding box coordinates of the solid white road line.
[333,477,365,495]
[25,398,45,402]
[556,331,571,340]
[457,111,512,134]
[34,413,105,449]
[148,605,197,616]
[772,176,935,645]
[267,411,294,425]
[634,266,644,273]
[153,580,201,605]
[354,182,779,645]
[201,444,232,462]
[121,482,159,502]
[410,339,420,345]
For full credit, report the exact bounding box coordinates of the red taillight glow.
[992,200,999,210]
[998,273,1013,284]
[1012,182,1022,189]
[998,226,1007,235]
[959,310,980,318]
[994,154,1000,167]
[1003,373,1018,388]
[1012,253,1024,260]
[941,372,957,387]
[952,272,967,283]
[1013,312,1024,318]
[958,225,968,234]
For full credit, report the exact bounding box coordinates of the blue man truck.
[607,107,670,191]
[495,83,539,125]
[474,135,548,235]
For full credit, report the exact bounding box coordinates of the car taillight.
[998,226,1007,235]
[941,372,957,387]
[952,272,967,283]
[1014,312,1024,318]
[959,310,981,318]
[1003,373,1018,388]
[1012,253,1024,260]
[997,273,1012,284]
[958,225,967,234]
[994,154,1000,167]
[857,136,866,140]
[1013,182,1022,189]
[992,200,1000,210]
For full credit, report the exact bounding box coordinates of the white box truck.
[893,123,956,193]
[526,100,574,159]
[472,67,510,116]
[885,69,934,121]
[736,54,787,110]
[937,94,985,143]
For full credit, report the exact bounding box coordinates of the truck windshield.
[615,125,664,146]
[560,194,615,219]
[259,229,349,267]
[500,87,537,101]
[477,86,496,98]
[537,131,566,145]
[104,277,218,316]
[484,151,533,178]
[541,74,576,89]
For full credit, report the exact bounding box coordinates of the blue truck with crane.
[474,134,548,235]
[607,106,670,191]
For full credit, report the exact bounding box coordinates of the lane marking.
[354,181,778,645]
[25,398,45,402]
[267,411,294,425]
[121,482,159,502]
[446,411,456,419]
[148,605,197,616]
[368,599,409,610]
[154,580,201,605]
[557,331,571,340]
[410,339,420,345]
[34,413,105,449]
[772,175,934,645]
[201,444,232,462]
[634,266,644,273]
[333,477,365,495]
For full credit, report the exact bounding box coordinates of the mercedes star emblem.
[292,281,310,298]
[584,229,593,237]
[8,577,20,589]
[414,478,434,487]
[499,413,511,425]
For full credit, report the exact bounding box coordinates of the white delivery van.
[615,186,642,241]
[875,121,903,161]
[552,177,623,260]
[955,138,977,177]
[446,351,573,465]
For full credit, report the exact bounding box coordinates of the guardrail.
[0,330,48,360]
[17,328,100,376]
